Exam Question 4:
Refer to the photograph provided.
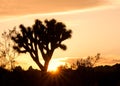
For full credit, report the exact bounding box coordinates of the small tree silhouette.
[11,19,72,71]
[71,53,100,70]
[0,28,17,70]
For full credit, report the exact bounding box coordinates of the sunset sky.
[0,0,120,70]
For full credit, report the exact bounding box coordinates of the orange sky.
[0,0,120,69]
[0,0,108,16]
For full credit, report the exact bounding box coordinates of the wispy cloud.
[0,0,109,16]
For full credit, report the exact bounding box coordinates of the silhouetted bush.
[0,64,120,86]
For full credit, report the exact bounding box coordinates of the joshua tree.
[11,19,72,71]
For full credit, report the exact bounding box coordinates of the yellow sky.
[0,0,120,69]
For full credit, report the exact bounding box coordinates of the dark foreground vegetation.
[0,64,120,86]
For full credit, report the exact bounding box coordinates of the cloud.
[0,0,109,16]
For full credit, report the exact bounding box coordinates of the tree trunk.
[43,60,50,72]
[35,60,44,71]
[35,59,50,72]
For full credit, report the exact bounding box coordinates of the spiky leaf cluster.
[12,19,72,63]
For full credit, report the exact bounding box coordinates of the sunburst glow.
[48,59,65,72]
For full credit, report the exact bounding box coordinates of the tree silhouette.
[77,53,100,67]
[11,19,72,71]
[71,53,100,70]
[0,28,17,70]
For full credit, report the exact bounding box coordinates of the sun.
[48,64,57,72]
[47,59,64,72]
